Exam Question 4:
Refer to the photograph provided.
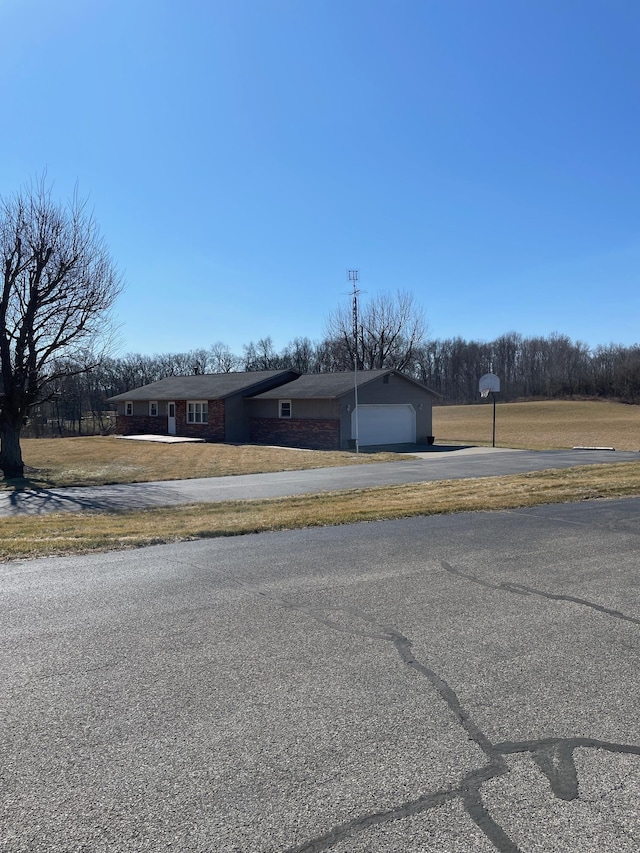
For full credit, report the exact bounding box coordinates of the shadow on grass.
[0,468,58,492]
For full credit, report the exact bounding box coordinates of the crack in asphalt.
[275,602,515,853]
[270,599,640,852]
[441,561,640,626]
[494,737,640,802]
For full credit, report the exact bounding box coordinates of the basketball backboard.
[479,373,500,395]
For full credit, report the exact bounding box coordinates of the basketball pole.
[491,391,496,448]
[479,373,500,448]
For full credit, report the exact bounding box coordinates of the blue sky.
[1,0,639,356]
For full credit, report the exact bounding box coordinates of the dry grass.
[11,436,405,489]
[434,399,640,451]
[2,461,639,561]
[11,400,640,490]
[1,402,639,562]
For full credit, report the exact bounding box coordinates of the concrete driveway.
[2,498,639,851]
[1,446,638,516]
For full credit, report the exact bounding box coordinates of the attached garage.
[249,369,438,449]
[354,404,416,446]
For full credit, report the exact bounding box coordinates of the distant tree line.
[23,291,640,437]
[414,333,640,403]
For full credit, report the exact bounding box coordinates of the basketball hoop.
[478,373,500,447]
[479,373,500,396]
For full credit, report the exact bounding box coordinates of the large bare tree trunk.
[0,176,122,480]
[0,420,25,479]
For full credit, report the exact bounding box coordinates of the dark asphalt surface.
[2,497,640,851]
[1,446,639,515]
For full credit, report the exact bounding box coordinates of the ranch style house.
[108,369,439,450]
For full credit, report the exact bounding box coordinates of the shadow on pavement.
[1,482,183,516]
[359,443,475,454]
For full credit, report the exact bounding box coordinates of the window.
[187,401,208,424]
[149,401,158,416]
[279,400,292,419]
[125,401,133,416]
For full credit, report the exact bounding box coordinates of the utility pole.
[348,269,360,454]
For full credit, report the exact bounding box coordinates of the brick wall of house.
[175,400,225,440]
[115,400,226,440]
[115,414,166,435]
[250,417,340,450]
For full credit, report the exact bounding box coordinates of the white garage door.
[353,405,416,446]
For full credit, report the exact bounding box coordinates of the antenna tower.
[347,270,360,454]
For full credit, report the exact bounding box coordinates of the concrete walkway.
[118,434,204,444]
[1,445,638,517]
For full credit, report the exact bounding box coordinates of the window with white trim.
[125,401,133,416]
[187,401,208,424]
[279,400,292,419]
[149,401,158,416]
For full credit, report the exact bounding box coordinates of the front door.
[167,402,176,435]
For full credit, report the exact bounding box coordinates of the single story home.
[108,369,439,449]
[108,370,299,443]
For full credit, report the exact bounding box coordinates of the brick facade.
[174,400,225,441]
[115,414,165,435]
[250,417,340,450]
[116,400,226,441]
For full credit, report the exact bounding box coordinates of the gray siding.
[224,395,251,442]
[249,398,341,420]
[115,400,167,418]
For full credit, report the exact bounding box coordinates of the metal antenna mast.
[348,270,360,454]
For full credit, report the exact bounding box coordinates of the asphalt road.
[2,497,639,851]
[1,446,639,515]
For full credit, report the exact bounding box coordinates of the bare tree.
[209,341,241,373]
[281,337,320,373]
[243,336,282,371]
[325,290,428,372]
[0,177,122,477]
[185,348,210,375]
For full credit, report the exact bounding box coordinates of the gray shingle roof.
[108,370,298,402]
[254,370,439,399]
